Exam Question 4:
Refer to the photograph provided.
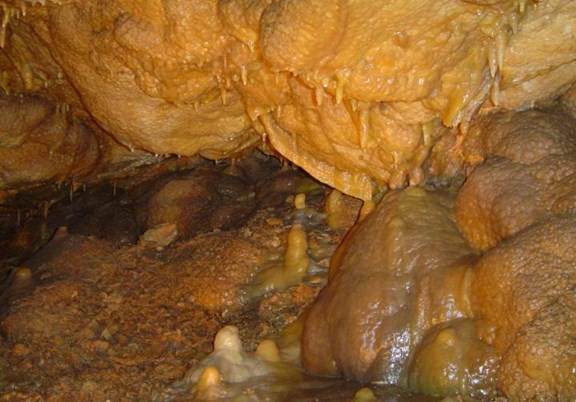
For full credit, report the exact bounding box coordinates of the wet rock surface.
[302,187,477,384]
[407,319,499,399]
[1,101,576,400]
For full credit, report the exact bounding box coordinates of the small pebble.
[101,328,113,341]
[11,343,30,357]
[54,336,64,347]
[81,381,97,393]
[266,218,282,226]
[140,223,178,247]
[77,327,96,341]
[92,340,110,351]
[264,237,281,248]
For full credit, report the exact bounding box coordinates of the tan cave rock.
[0,1,576,401]
[0,0,574,197]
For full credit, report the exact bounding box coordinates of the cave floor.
[0,160,439,402]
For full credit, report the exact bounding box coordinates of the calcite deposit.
[302,187,478,384]
[0,0,574,198]
[472,216,576,399]
[0,93,108,189]
[302,98,576,399]
[0,0,575,401]
[456,106,576,250]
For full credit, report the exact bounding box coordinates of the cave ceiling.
[0,0,575,201]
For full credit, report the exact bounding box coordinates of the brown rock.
[498,291,576,400]
[464,107,576,165]
[470,216,576,400]
[456,106,576,250]
[471,216,576,353]
[407,319,499,399]
[145,171,218,239]
[0,93,109,190]
[455,155,576,251]
[145,169,256,240]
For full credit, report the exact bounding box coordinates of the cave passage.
[0,0,575,401]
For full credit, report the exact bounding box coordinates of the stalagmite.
[325,189,344,231]
[196,366,221,391]
[248,222,310,297]
[283,224,309,280]
[293,193,306,210]
[255,340,281,363]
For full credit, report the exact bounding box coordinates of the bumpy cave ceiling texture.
[0,0,575,401]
